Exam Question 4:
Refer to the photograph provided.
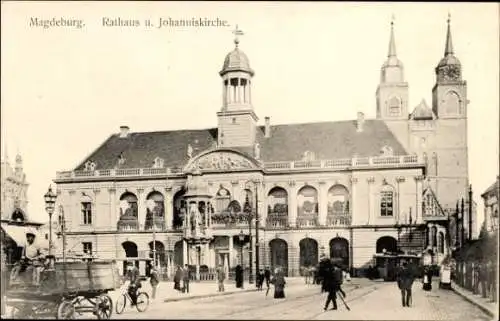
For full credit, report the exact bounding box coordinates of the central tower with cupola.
[217,26,258,148]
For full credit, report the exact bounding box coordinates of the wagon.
[6,258,121,319]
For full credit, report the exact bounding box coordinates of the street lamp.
[44,186,57,256]
[245,179,260,285]
[238,229,245,289]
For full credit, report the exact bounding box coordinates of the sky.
[1,2,499,230]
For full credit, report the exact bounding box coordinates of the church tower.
[376,18,409,121]
[217,26,258,148]
[376,18,410,150]
[430,15,469,208]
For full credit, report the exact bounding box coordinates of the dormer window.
[117,153,126,166]
[153,157,164,169]
[84,160,96,171]
[302,151,316,162]
[380,146,394,157]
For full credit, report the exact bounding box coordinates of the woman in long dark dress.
[422,266,433,291]
[271,268,286,299]
[173,265,183,291]
[235,265,243,288]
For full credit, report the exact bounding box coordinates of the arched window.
[380,185,394,217]
[388,96,401,116]
[215,187,231,212]
[119,192,138,218]
[444,91,460,115]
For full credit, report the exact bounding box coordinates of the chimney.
[356,112,365,132]
[119,126,130,138]
[264,117,271,138]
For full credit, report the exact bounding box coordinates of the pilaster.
[318,181,328,226]
[414,175,424,224]
[165,186,173,229]
[396,176,406,224]
[350,177,358,224]
[367,177,375,224]
[137,188,145,230]
[288,181,298,227]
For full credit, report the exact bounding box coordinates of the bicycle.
[115,285,149,314]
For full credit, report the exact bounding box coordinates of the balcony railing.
[117,220,139,231]
[326,213,352,227]
[296,215,319,228]
[266,211,289,228]
[210,212,252,228]
[55,155,422,180]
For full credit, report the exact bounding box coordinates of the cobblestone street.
[111,279,494,320]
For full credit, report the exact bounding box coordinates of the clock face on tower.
[441,65,460,81]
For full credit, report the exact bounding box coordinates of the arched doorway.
[122,241,138,274]
[174,240,183,267]
[269,239,288,276]
[376,236,398,254]
[329,237,349,269]
[299,238,318,269]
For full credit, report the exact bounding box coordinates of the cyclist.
[125,262,141,306]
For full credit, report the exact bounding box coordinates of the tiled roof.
[481,180,499,197]
[75,119,408,171]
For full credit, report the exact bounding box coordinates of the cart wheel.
[56,300,75,320]
[115,294,126,315]
[135,292,149,312]
[96,294,113,320]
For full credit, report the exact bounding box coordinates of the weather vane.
[232,24,244,47]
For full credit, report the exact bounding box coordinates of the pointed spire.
[388,15,397,57]
[444,13,454,56]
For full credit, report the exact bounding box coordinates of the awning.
[1,223,30,246]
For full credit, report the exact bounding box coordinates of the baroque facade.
[53,19,470,277]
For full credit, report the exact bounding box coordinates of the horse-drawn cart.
[7,259,121,319]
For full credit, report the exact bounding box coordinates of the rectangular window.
[82,242,92,255]
[81,202,92,225]
[380,191,394,216]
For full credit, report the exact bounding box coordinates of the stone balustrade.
[55,155,422,181]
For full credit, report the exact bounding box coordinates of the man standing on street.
[264,266,271,289]
[149,266,160,301]
[397,260,415,307]
[324,262,344,311]
[182,264,190,293]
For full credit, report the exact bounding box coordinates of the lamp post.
[238,229,245,289]
[245,179,260,285]
[44,186,57,256]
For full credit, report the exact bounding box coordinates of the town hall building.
[53,17,471,278]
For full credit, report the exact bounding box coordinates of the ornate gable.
[422,187,446,220]
[183,149,260,173]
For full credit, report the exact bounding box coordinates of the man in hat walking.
[397,260,415,307]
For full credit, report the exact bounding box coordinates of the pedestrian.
[334,264,346,298]
[1,245,7,316]
[271,267,286,299]
[235,265,243,289]
[422,266,432,291]
[397,260,415,307]
[256,269,265,290]
[323,263,340,311]
[173,265,182,291]
[319,256,333,293]
[264,266,271,289]
[182,264,190,293]
[216,265,225,292]
[149,266,160,301]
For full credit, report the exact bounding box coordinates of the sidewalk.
[108,277,309,303]
[450,281,497,319]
